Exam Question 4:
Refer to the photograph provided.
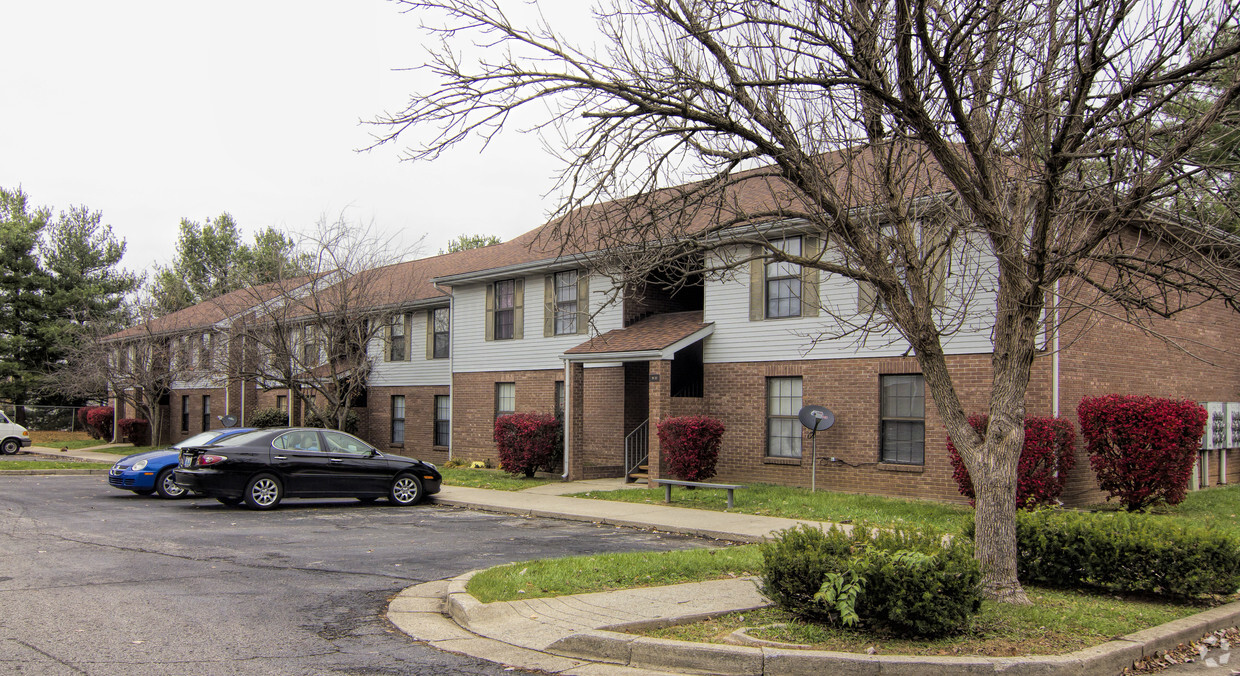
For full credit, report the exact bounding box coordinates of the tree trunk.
[973,427,1028,603]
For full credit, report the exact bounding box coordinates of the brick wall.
[166,387,228,444]
[451,369,564,466]
[1054,294,1240,505]
[361,385,450,463]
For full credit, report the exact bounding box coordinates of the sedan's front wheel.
[389,474,424,506]
[155,469,189,499]
[243,474,282,510]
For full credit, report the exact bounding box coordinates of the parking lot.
[0,474,713,675]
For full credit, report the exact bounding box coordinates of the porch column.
[647,360,672,482]
[567,361,586,480]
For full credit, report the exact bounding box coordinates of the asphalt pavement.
[16,443,1240,675]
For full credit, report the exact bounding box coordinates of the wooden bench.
[657,479,746,509]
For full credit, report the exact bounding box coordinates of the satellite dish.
[219,414,239,428]
[798,405,835,432]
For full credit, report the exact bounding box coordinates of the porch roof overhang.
[558,311,714,363]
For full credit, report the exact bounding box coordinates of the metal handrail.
[624,419,649,479]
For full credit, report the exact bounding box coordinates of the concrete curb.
[395,570,1240,676]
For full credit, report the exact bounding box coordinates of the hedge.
[947,414,1076,508]
[657,416,725,482]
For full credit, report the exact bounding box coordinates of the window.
[276,395,288,413]
[201,395,211,431]
[495,382,515,420]
[766,377,802,458]
[494,280,515,340]
[880,374,925,465]
[200,333,212,367]
[302,325,319,366]
[766,237,803,318]
[554,381,565,420]
[389,315,407,361]
[391,395,405,445]
[323,430,371,455]
[431,307,450,359]
[274,430,321,452]
[434,395,451,447]
[553,270,578,334]
[181,395,189,432]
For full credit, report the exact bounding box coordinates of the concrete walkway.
[16,448,1240,674]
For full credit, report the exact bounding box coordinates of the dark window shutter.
[513,278,524,340]
[484,284,495,341]
[748,245,764,321]
[577,272,590,335]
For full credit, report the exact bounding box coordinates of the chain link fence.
[0,403,99,432]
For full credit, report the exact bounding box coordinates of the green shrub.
[1016,509,1240,599]
[853,530,981,637]
[759,524,854,621]
[761,525,981,637]
[247,407,289,428]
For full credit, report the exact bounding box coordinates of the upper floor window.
[766,237,802,319]
[554,270,578,334]
[389,314,407,361]
[880,374,925,465]
[302,325,319,367]
[200,333,213,367]
[494,280,515,340]
[431,307,450,359]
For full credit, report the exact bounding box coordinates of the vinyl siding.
[701,240,997,364]
[368,309,452,387]
[452,273,623,373]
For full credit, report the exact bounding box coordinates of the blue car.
[109,428,255,499]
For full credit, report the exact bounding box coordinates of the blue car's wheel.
[155,468,188,499]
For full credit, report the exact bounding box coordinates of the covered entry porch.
[559,311,713,482]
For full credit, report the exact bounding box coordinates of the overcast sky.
[1,0,577,281]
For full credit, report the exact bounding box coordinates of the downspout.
[434,281,455,462]
[562,358,571,479]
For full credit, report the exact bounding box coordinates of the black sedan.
[173,428,441,510]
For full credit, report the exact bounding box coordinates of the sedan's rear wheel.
[243,474,282,510]
[155,468,188,499]
[389,474,424,506]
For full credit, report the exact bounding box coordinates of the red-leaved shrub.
[657,416,725,482]
[494,413,562,477]
[117,418,150,446]
[946,414,1076,508]
[1078,395,1207,511]
[83,406,114,440]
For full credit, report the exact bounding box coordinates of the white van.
[1,410,32,455]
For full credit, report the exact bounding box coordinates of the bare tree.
[375,0,1240,602]
[233,214,425,432]
[56,313,182,446]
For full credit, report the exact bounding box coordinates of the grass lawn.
[27,430,113,450]
[89,445,155,456]
[569,482,972,532]
[645,587,1206,657]
[439,467,557,491]
[0,461,112,470]
[1141,483,1240,539]
[468,546,763,602]
[466,545,1218,657]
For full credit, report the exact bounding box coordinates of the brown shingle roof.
[106,274,322,341]
[564,311,711,355]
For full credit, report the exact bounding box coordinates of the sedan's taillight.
[198,454,228,466]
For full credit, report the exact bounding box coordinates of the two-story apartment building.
[108,175,1240,506]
